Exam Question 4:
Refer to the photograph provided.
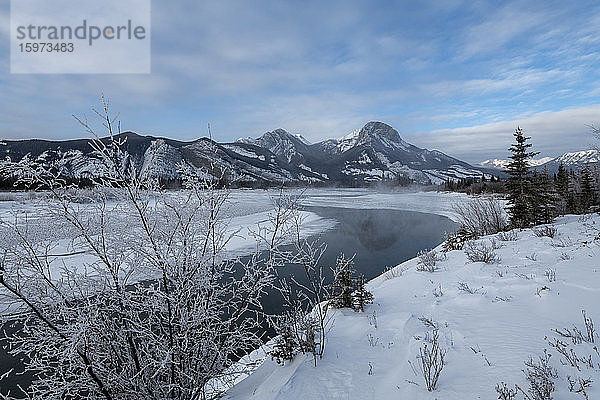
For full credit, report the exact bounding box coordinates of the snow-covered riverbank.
[224,213,600,399]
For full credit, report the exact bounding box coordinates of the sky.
[1,0,600,163]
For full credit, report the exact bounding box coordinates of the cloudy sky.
[1,0,600,163]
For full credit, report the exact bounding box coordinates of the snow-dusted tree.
[269,279,323,366]
[0,97,300,400]
[506,127,539,227]
[530,168,559,225]
[327,256,372,312]
[328,255,356,309]
[554,163,570,214]
[579,165,597,212]
[352,274,373,312]
[270,313,299,365]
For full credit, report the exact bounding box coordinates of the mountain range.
[1,121,501,186]
[479,149,600,174]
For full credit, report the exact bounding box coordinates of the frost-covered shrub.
[496,382,518,400]
[544,269,556,283]
[383,266,404,280]
[497,230,518,241]
[497,311,599,400]
[416,330,446,391]
[451,197,508,236]
[559,252,571,261]
[534,225,558,238]
[457,281,481,294]
[464,241,501,264]
[443,227,477,251]
[416,249,446,272]
[551,237,572,248]
[496,352,557,400]
[522,351,557,400]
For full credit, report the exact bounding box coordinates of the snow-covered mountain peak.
[336,122,408,153]
[293,134,311,145]
[554,149,600,165]
[256,129,304,146]
[478,157,554,170]
[359,121,402,143]
[338,128,361,142]
[253,128,309,164]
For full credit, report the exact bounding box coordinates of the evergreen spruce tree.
[329,255,356,308]
[506,127,539,227]
[528,170,543,225]
[536,167,559,224]
[555,163,569,214]
[352,274,373,312]
[580,165,597,213]
[567,169,580,214]
[270,316,298,365]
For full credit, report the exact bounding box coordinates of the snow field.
[225,214,600,399]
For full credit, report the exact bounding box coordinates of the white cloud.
[459,5,550,59]
[410,105,600,163]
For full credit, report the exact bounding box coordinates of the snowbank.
[225,214,600,399]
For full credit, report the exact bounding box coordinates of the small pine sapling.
[270,316,299,365]
[329,255,356,308]
[352,274,373,312]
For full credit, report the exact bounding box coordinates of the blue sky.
[1,0,600,163]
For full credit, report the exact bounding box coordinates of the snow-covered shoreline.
[224,213,600,399]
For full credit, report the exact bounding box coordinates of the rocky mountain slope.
[241,122,496,185]
[1,122,497,186]
[478,157,553,170]
[479,150,600,174]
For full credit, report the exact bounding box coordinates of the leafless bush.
[489,238,504,250]
[416,249,446,273]
[559,252,572,261]
[547,337,581,368]
[457,281,482,294]
[0,98,304,399]
[567,376,591,397]
[451,197,508,236]
[286,215,332,362]
[544,269,556,283]
[496,382,518,400]
[551,238,572,248]
[383,266,404,280]
[443,227,477,251]
[534,226,558,238]
[464,241,501,264]
[554,310,596,344]
[497,230,518,241]
[525,252,538,261]
[418,316,439,330]
[582,310,595,343]
[520,351,558,400]
[416,330,446,391]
